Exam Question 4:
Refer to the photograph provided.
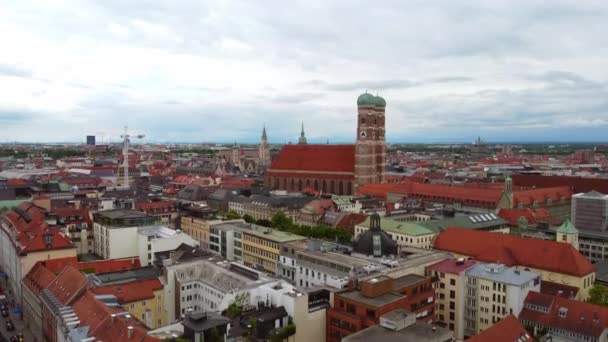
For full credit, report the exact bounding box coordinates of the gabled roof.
[519,292,608,338]
[433,228,594,277]
[23,262,56,296]
[46,265,88,305]
[466,315,532,342]
[0,202,75,254]
[92,278,163,303]
[498,208,561,226]
[268,144,355,173]
[43,256,141,274]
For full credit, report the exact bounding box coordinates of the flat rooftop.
[244,227,306,243]
[90,266,161,286]
[392,274,427,291]
[465,263,539,286]
[344,322,452,342]
[338,290,404,308]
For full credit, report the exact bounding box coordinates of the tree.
[588,284,608,306]
[256,219,272,227]
[225,210,241,220]
[243,214,256,224]
[271,211,293,229]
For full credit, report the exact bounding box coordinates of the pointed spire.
[262,124,267,140]
[298,121,307,144]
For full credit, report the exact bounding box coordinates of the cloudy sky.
[1,0,608,143]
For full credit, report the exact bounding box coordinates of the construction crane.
[119,126,145,189]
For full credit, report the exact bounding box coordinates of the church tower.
[259,125,271,168]
[298,122,307,144]
[354,92,386,190]
[556,219,579,250]
[497,176,514,209]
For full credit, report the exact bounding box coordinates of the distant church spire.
[262,124,267,141]
[298,121,307,145]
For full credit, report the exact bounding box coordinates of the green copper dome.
[357,93,386,107]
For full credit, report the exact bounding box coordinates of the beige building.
[427,258,477,340]
[242,225,306,274]
[428,258,541,340]
[355,216,437,249]
[180,216,211,249]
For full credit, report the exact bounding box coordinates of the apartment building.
[355,216,437,249]
[427,258,477,340]
[242,225,306,274]
[180,216,211,249]
[463,263,540,337]
[572,191,608,232]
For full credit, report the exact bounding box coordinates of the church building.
[266,93,387,195]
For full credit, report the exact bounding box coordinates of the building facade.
[241,225,306,274]
[463,263,540,337]
[572,191,608,232]
[354,93,386,190]
[266,93,388,195]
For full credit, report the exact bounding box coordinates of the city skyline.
[1,1,608,143]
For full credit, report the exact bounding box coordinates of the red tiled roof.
[23,262,56,296]
[336,213,367,230]
[0,202,75,254]
[427,258,477,274]
[540,281,579,299]
[433,228,594,277]
[498,208,561,226]
[7,178,29,187]
[43,256,141,274]
[466,315,532,342]
[92,279,163,303]
[519,292,608,338]
[135,200,176,210]
[302,199,335,215]
[513,186,572,206]
[46,265,88,305]
[512,174,608,194]
[72,290,157,341]
[268,144,355,173]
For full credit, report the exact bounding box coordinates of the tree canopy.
[270,211,352,243]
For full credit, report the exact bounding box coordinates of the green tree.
[271,211,293,230]
[588,284,608,306]
[225,210,241,220]
[243,214,256,224]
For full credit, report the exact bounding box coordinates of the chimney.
[111,314,116,322]
[127,326,134,339]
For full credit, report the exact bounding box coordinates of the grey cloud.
[325,80,420,92]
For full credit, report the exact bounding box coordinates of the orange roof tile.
[43,256,141,274]
[268,144,355,173]
[92,279,163,303]
[433,228,594,277]
[23,262,56,296]
[466,315,532,342]
[520,292,608,338]
[46,265,88,305]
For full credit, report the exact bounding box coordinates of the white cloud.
[0,0,607,142]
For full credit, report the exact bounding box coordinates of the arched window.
[361,118,365,124]
[338,181,344,195]
[322,180,327,193]
[330,180,335,194]
[282,178,287,189]
[314,179,319,190]
[306,179,311,187]
[291,178,295,190]
[298,179,303,191]
[274,178,279,189]
[347,182,352,195]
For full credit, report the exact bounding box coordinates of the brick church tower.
[354,92,386,190]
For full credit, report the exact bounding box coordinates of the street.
[0,282,30,342]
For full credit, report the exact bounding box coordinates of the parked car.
[6,319,14,331]
[1,309,9,317]
[0,303,7,311]
[10,334,24,342]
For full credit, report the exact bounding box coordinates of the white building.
[93,209,197,263]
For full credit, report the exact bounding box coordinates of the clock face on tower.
[360,131,367,138]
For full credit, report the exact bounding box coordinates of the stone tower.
[259,125,271,168]
[354,92,386,190]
